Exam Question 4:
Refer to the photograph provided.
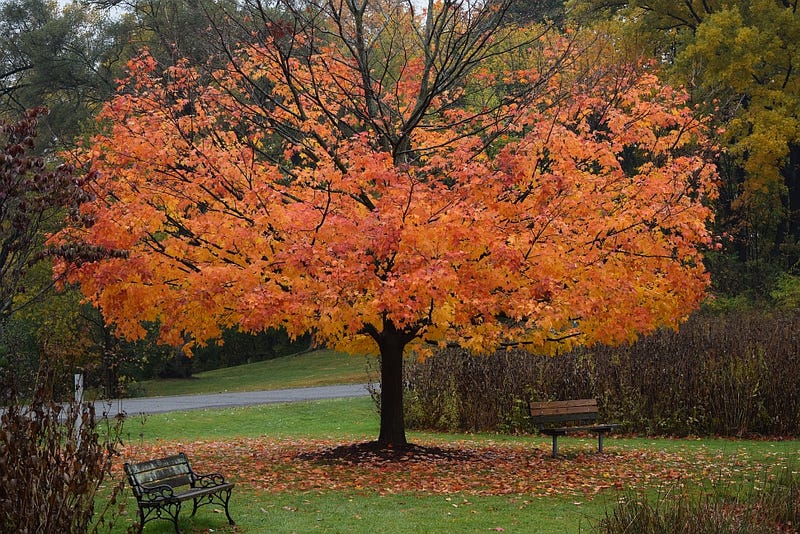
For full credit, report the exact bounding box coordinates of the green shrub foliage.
[403,310,800,436]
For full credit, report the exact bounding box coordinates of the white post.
[74,372,84,445]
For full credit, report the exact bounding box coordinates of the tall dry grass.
[404,310,800,436]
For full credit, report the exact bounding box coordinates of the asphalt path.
[91,383,373,418]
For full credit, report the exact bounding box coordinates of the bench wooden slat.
[529,407,598,417]
[142,474,192,489]
[176,483,235,500]
[125,454,188,475]
[531,413,598,425]
[529,399,597,409]
[539,424,615,436]
[529,399,598,416]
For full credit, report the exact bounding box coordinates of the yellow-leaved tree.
[573,0,800,287]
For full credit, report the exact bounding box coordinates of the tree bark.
[374,323,409,448]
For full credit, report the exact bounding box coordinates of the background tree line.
[1,0,798,401]
[0,0,307,397]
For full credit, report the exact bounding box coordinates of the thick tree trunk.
[376,328,408,448]
[363,317,416,448]
[377,339,407,447]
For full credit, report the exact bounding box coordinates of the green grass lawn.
[103,485,601,534]
[107,398,613,533]
[120,396,800,459]
[134,349,376,397]
[103,396,799,534]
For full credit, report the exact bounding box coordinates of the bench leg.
[551,435,559,458]
[170,502,182,534]
[136,501,181,534]
[191,488,235,525]
[598,432,604,453]
[223,487,235,525]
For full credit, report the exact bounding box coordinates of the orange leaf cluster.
[54,23,717,356]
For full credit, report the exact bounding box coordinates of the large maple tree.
[55,2,717,447]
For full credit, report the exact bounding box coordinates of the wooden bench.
[529,399,617,458]
[124,452,235,533]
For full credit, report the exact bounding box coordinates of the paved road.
[91,383,373,418]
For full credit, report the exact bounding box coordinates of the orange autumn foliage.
[54,27,716,361]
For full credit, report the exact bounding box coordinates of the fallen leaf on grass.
[117,437,784,499]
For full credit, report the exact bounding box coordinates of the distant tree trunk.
[782,143,800,245]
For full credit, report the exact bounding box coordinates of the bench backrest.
[124,452,194,498]
[529,399,599,426]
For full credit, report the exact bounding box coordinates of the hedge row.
[403,310,800,437]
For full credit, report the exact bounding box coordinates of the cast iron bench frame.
[124,452,235,533]
[529,398,618,458]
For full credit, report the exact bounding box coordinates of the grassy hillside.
[135,349,376,397]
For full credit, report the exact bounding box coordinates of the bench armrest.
[194,472,227,488]
[138,484,176,502]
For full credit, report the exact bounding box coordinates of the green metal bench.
[124,452,235,533]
